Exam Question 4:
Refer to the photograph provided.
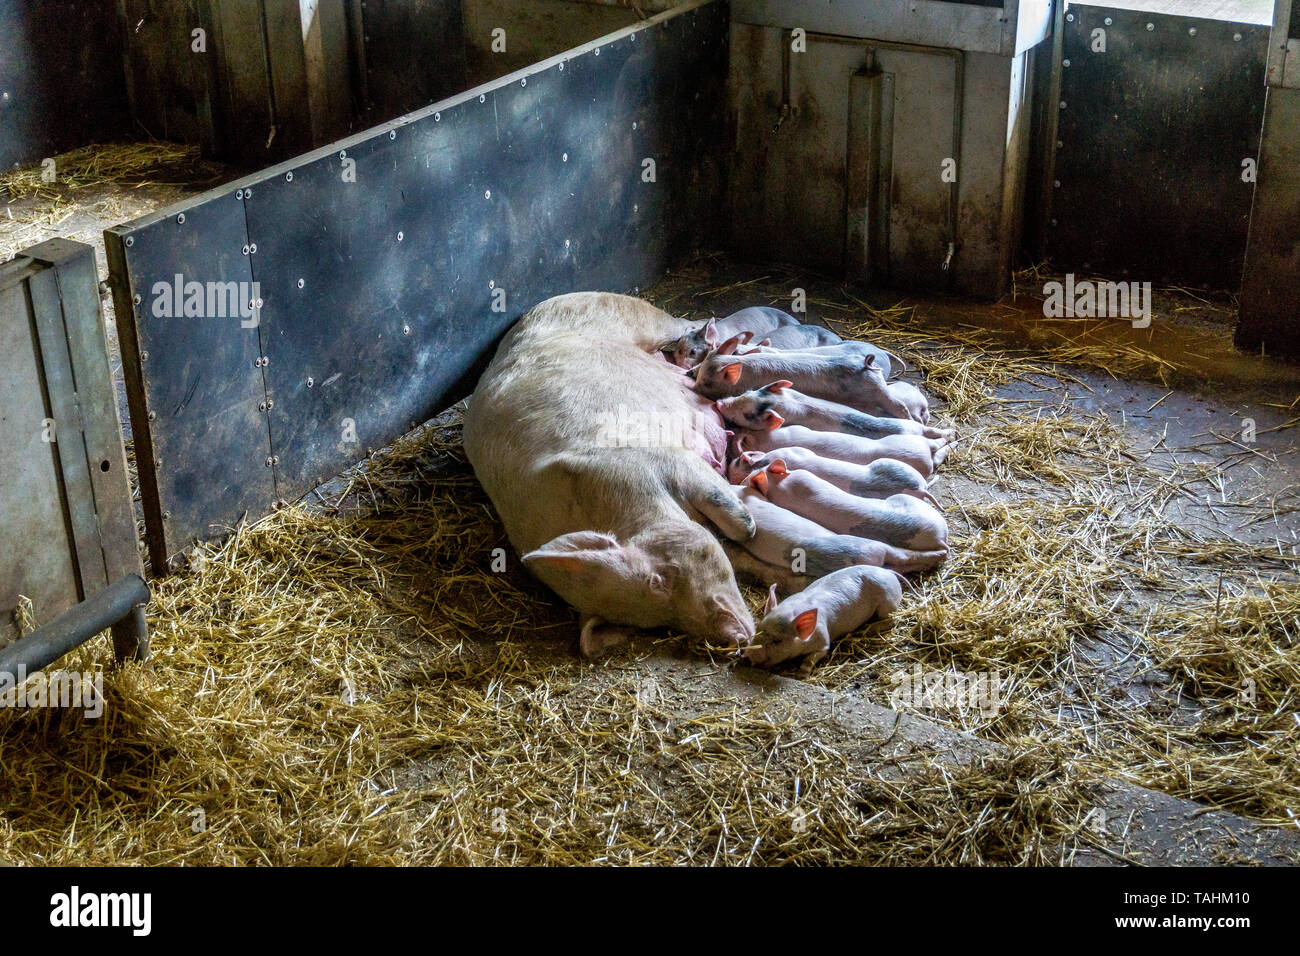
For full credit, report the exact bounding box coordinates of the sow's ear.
[764,583,780,615]
[522,531,629,579]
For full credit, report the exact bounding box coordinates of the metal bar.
[0,575,150,679]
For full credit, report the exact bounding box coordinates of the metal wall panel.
[1050,5,1269,290]
[107,0,728,561]
[105,193,275,570]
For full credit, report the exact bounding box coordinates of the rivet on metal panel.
[1105,17,1113,26]
[266,399,273,410]
[521,78,527,87]
[397,231,404,242]
[632,121,637,130]
[1059,101,1067,110]
[389,130,396,140]
[236,189,244,200]
[479,94,486,103]
[489,279,495,289]
[1054,180,1061,188]
[242,244,251,255]
[148,410,156,421]
[633,204,639,213]
[259,401,268,411]
[595,47,601,56]
[132,294,141,305]
[562,152,568,162]
[1189,28,1197,37]
[1234,33,1243,42]
[558,61,564,72]
[1063,59,1071,68]
[1056,140,1064,149]
[485,189,491,199]
[245,188,253,199]
[1066,12,1074,21]
[402,324,411,335]
[1051,218,1059,227]
[177,213,185,224]
[1147,23,1155,32]
[434,112,441,122]
[125,236,134,247]
[286,171,294,182]
[339,150,347,159]
[307,376,314,388]
[564,239,571,249]
[162,511,170,520]
[273,456,279,465]
[297,278,304,289]
[154,458,161,467]
[265,457,274,467]
[140,350,148,361]
[250,243,258,254]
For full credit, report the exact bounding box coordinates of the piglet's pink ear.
[742,450,763,465]
[739,331,754,345]
[748,470,769,495]
[794,609,818,642]
[763,411,785,431]
[703,318,719,347]
[717,335,744,356]
[765,380,793,394]
[764,583,780,615]
[769,459,789,477]
[722,363,743,384]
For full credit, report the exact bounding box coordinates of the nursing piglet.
[748,567,908,670]
[727,449,939,508]
[734,484,949,576]
[714,381,951,440]
[736,423,949,477]
[692,338,910,418]
[754,323,843,352]
[887,380,931,425]
[748,462,948,551]
[669,306,799,368]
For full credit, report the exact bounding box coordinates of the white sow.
[464,293,757,657]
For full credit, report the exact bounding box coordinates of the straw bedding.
[2,151,1298,864]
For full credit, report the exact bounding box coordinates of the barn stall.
[0,0,1298,869]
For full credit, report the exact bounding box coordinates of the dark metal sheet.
[1050,6,1269,290]
[106,0,727,554]
[250,0,728,496]
[106,193,276,570]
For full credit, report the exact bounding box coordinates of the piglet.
[692,337,909,419]
[755,323,843,352]
[736,423,949,477]
[734,484,948,576]
[714,380,950,440]
[748,462,949,551]
[887,380,931,425]
[727,448,939,508]
[669,306,799,368]
[748,567,908,670]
